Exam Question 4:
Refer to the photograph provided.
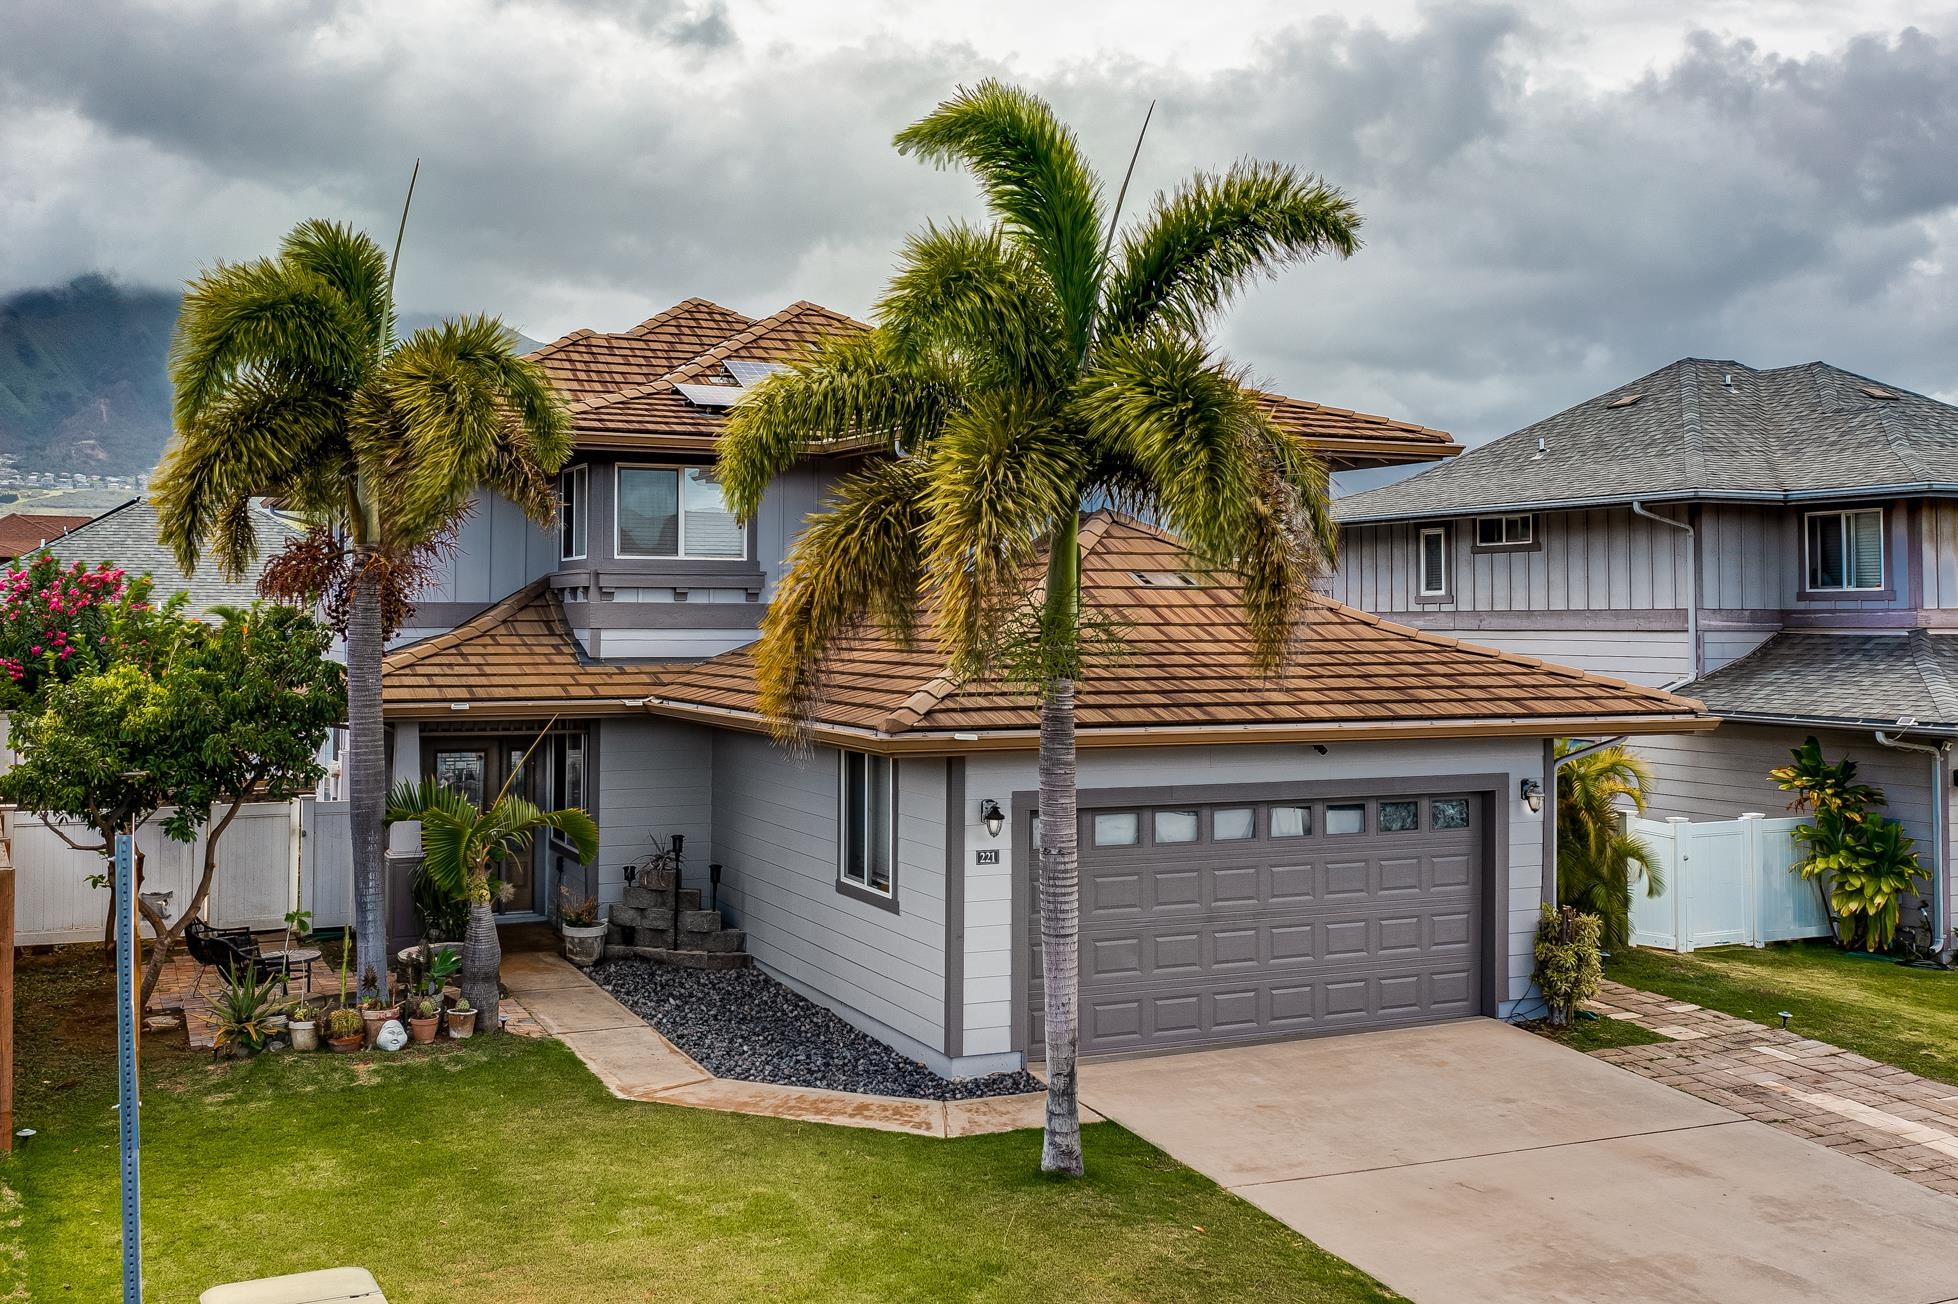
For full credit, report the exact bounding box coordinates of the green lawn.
[3,950,1397,1304]
[1520,1012,1667,1054]
[1610,941,1958,1084]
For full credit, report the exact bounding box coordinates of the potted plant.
[445,996,477,1040]
[407,996,441,1044]
[558,887,607,967]
[358,966,402,1048]
[288,1001,321,1052]
[325,1006,365,1053]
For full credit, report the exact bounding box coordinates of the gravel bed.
[590,958,1046,1101]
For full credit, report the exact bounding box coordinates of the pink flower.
[28,645,40,655]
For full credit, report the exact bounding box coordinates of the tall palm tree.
[155,218,572,1001]
[387,767,598,1026]
[1554,741,1663,949]
[718,81,1360,1176]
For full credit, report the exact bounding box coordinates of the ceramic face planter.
[375,1019,409,1052]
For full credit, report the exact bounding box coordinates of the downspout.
[1631,502,1697,681]
[1874,731,1954,964]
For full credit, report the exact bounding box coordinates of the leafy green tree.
[386,758,597,1028]
[1554,741,1663,950]
[153,218,572,1000]
[1,602,346,1006]
[717,81,1359,1175]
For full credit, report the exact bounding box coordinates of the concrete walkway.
[1590,979,1958,1197]
[503,950,1083,1138]
[1081,1019,1958,1304]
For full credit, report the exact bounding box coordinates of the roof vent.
[1722,371,1734,388]
[1532,436,1547,460]
[1860,385,1900,401]
[1606,394,1641,409]
[1130,570,1199,588]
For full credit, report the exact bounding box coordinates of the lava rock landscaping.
[591,958,1046,1101]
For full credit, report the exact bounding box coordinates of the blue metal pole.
[114,831,142,1303]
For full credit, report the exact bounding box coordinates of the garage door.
[1029,791,1485,1057]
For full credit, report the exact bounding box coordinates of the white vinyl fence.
[8,797,353,946]
[1627,813,1829,952]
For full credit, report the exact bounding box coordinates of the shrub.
[1773,738,1925,951]
[1534,905,1603,1027]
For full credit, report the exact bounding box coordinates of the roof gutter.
[1631,502,1698,680]
[1874,730,1955,965]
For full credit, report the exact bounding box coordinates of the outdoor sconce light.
[1520,778,1545,814]
[980,799,1006,839]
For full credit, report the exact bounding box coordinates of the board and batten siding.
[958,737,1551,1062]
[709,732,952,1069]
[595,718,715,904]
[1921,500,1958,611]
[1698,503,1917,614]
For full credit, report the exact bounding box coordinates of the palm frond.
[279,219,393,352]
[751,458,927,733]
[879,221,1066,391]
[1103,161,1361,339]
[895,80,1106,361]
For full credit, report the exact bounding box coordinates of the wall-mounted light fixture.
[980,798,1005,839]
[1520,777,1545,814]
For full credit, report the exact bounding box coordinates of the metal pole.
[114,830,142,1303]
[0,845,14,1154]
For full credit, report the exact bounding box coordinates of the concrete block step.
[702,929,746,954]
[677,909,723,934]
[622,946,752,971]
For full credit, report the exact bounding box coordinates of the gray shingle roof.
[1680,631,1958,735]
[36,498,302,616]
[1337,359,1958,522]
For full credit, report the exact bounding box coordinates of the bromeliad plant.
[386,731,598,1030]
[717,80,1359,1176]
[1773,738,1925,951]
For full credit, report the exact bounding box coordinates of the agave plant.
[207,966,290,1059]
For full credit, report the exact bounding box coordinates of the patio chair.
[183,919,294,1001]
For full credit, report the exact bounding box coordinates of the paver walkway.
[503,949,1084,1138]
[1588,978,1958,1198]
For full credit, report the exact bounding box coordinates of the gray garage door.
[1029,791,1485,1057]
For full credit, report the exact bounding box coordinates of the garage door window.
[1270,805,1313,837]
[1431,798,1471,829]
[1212,807,1256,840]
[1326,803,1366,835]
[1153,810,1200,844]
[1379,800,1419,833]
[1092,812,1140,847]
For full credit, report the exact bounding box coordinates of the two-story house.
[1331,358,1957,953]
[377,299,1709,1076]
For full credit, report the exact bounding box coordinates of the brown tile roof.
[647,513,1710,751]
[0,512,96,560]
[383,582,672,718]
[538,297,1460,467]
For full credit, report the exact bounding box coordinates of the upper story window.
[1805,508,1883,591]
[839,750,895,899]
[1417,526,1450,598]
[559,465,588,561]
[616,466,745,560]
[1475,514,1535,547]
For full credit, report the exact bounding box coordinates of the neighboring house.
[1330,358,1958,951]
[0,511,95,562]
[377,297,1710,1075]
[36,496,301,617]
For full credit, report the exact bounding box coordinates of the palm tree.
[1554,741,1663,949]
[154,218,572,1002]
[386,766,598,1026]
[717,81,1360,1176]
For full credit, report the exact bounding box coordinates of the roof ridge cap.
[881,665,965,733]
[1909,630,1958,723]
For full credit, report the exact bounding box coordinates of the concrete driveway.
[1081,1020,1958,1304]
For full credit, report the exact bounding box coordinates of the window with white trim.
[615,465,745,559]
[1805,508,1883,591]
[1418,526,1449,597]
[559,465,588,561]
[839,750,894,895]
[1474,513,1534,546]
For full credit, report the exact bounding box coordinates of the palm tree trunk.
[1038,514,1084,1177]
[462,897,501,1031]
[347,555,390,1001]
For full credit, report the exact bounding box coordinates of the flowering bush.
[0,553,168,706]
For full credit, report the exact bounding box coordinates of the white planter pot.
[289,1020,319,1052]
[560,921,608,967]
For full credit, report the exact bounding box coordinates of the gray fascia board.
[1338,483,1958,525]
[1707,709,1958,737]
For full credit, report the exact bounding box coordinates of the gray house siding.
[1922,501,1958,612]
[397,492,560,641]
[1698,502,1917,618]
[594,718,716,906]
[708,732,952,1070]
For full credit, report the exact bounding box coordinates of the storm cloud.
[5,0,1958,447]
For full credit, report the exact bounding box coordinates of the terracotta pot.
[445,1008,477,1039]
[327,1034,363,1054]
[560,921,608,967]
[407,1016,439,1044]
[288,1020,319,1052]
[360,1005,400,1049]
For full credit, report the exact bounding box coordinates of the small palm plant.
[1774,739,1923,950]
[1554,741,1663,950]
[386,739,597,1028]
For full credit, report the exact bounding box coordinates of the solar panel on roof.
[675,383,746,408]
[724,359,789,386]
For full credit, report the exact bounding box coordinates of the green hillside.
[0,276,548,476]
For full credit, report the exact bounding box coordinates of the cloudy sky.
[7,0,1958,448]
